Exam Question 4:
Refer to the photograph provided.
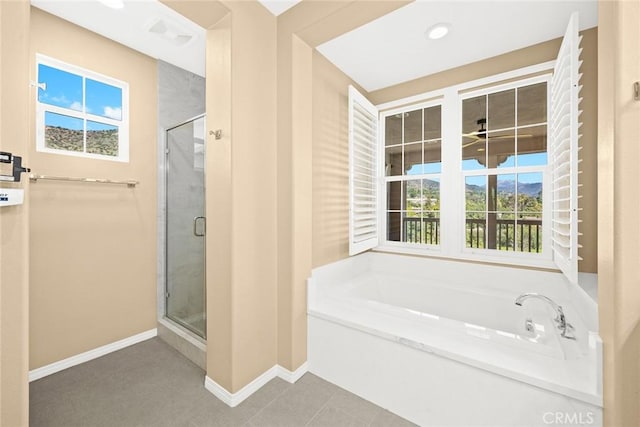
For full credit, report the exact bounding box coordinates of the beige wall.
[225,1,278,391]
[0,1,31,425]
[276,0,409,373]
[204,1,279,392]
[205,11,233,391]
[311,52,362,267]
[28,9,158,369]
[598,1,640,426]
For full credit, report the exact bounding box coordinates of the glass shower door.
[166,115,206,338]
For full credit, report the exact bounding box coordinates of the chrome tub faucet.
[515,293,575,340]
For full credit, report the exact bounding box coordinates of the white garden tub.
[307,252,602,426]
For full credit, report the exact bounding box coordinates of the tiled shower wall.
[156,60,205,333]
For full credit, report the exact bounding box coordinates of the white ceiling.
[29,0,300,76]
[31,0,206,77]
[317,1,598,92]
[257,0,302,16]
[30,0,598,90]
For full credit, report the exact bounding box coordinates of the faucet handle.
[561,322,576,340]
[554,305,567,328]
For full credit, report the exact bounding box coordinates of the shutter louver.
[549,12,582,284]
[349,85,379,255]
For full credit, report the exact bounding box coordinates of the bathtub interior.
[312,251,598,335]
[308,251,602,405]
[344,274,581,358]
[350,274,554,334]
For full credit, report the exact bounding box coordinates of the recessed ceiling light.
[98,0,124,9]
[426,23,450,40]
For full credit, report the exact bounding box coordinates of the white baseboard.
[278,361,309,383]
[29,328,158,382]
[205,366,279,407]
[204,362,309,407]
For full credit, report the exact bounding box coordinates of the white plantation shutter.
[549,12,582,284]
[349,85,379,255]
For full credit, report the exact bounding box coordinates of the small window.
[36,55,129,162]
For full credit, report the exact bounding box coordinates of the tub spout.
[515,293,575,340]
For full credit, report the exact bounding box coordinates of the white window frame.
[458,74,552,263]
[379,97,444,253]
[35,54,130,162]
[375,61,558,269]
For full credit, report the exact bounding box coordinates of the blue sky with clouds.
[38,64,122,131]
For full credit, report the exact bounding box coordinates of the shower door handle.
[193,216,206,237]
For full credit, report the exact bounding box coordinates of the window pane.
[517,173,543,213]
[423,140,442,173]
[488,89,515,131]
[497,174,516,212]
[404,109,422,143]
[518,83,547,126]
[421,213,440,245]
[405,179,422,212]
[487,130,515,168]
[86,121,119,156]
[403,214,421,244]
[404,143,422,175]
[493,213,516,251]
[424,105,441,140]
[86,79,123,121]
[422,177,440,212]
[387,181,402,211]
[518,125,547,166]
[466,213,485,249]
[462,135,486,170]
[385,115,402,146]
[465,175,486,212]
[462,96,487,171]
[517,214,543,253]
[44,111,83,152]
[38,64,83,111]
[387,212,402,242]
[385,145,402,176]
[517,172,544,254]
[462,95,486,135]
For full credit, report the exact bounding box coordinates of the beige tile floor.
[30,338,416,427]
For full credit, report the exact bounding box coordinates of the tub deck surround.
[307,252,602,425]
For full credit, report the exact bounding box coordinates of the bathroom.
[1,0,639,426]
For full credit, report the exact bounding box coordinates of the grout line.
[303,388,340,427]
[244,376,295,425]
[303,397,333,427]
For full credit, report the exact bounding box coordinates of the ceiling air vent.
[147,18,194,46]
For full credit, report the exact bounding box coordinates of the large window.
[383,104,442,246]
[461,82,547,254]
[349,13,581,277]
[378,77,548,262]
[35,55,129,162]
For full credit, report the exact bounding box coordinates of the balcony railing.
[402,217,542,253]
[404,216,440,245]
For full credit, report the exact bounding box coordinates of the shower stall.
[165,115,206,339]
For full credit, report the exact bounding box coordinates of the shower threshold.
[158,317,206,369]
